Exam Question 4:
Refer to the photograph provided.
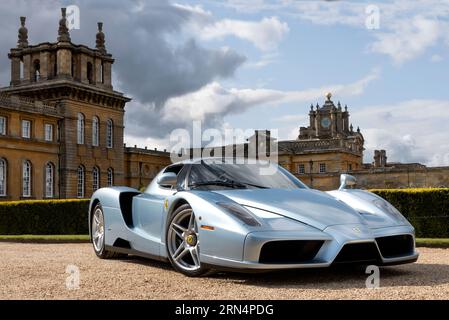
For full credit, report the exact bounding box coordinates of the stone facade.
[0,9,170,201]
[124,147,172,190]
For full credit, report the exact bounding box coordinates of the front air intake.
[258,240,324,264]
[375,234,414,258]
[333,242,381,264]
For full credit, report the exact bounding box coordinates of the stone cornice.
[0,94,62,118]
[9,41,114,62]
[0,80,131,110]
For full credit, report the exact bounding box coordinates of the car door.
[130,164,186,257]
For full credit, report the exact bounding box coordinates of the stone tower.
[1,9,131,198]
[299,92,353,139]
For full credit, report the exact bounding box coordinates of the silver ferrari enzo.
[89,158,418,276]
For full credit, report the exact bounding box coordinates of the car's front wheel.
[91,204,123,259]
[166,204,210,277]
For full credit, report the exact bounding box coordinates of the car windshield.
[187,160,308,190]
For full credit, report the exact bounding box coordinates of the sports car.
[88,158,418,276]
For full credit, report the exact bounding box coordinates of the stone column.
[102,61,112,88]
[331,111,336,137]
[95,58,103,84]
[39,51,50,80]
[57,48,72,78]
[22,54,31,82]
[10,57,21,85]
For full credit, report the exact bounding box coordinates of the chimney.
[380,150,387,167]
[374,150,381,167]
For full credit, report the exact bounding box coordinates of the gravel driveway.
[0,243,448,300]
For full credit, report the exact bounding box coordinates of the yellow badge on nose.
[164,199,169,210]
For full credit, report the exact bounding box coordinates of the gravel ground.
[0,243,448,300]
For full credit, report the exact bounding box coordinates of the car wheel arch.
[89,198,100,238]
[167,198,190,222]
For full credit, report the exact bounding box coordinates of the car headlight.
[216,202,262,227]
[372,198,404,219]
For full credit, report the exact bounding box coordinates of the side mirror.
[339,174,357,190]
[157,172,177,188]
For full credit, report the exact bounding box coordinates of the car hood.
[212,188,366,231]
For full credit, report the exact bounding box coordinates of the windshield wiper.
[189,180,246,189]
[189,180,267,190]
[238,182,268,189]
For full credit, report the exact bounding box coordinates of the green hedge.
[0,189,448,238]
[371,188,449,238]
[0,199,90,235]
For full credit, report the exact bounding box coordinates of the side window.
[175,165,189,190]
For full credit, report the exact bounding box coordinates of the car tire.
[91,203,124,259]
[166,203,211,277]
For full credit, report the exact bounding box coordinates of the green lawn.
[416,238,449,248]
[0,235,449,248]
[0,234,90,242]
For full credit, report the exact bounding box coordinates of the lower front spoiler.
[200,251,419,273]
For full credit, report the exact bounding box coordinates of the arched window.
[87,62,93,84]
[106,119,113,148]
[33,59,40,81]
[77,113,85,144]
[77,165,85,198]
[45,162,54,198]
[22,160,32,197]
[92,166,100,191]
[0,158,6,196]
[107,168,113,187]
[92,116,99,147]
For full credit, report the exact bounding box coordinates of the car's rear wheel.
[91,204,123,259]
[166,204,210,277]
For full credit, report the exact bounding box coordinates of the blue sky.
[161,0,449,166]
[0,0,448,165]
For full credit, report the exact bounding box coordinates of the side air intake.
[375,234,414,258]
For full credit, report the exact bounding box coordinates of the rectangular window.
[0,116,6,135]
[319,163,326,173]
[22,120,31,138]
[348,163,352,171]
[22,162,31,197]
[45,165,54,198]
[44,124,53,142]
[298,164,305,174]
[0,160,6,196]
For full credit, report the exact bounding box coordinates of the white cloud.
[161,68,378,126]
[431,54,444,63]
[350,100,449,165]
[220,0,449,64]
[200,16,289,51]
[369,17,442,65]
[245,52,279,68]
[125,68,378,148]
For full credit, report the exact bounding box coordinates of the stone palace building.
[0,9,170,201]
[1,8,448,201]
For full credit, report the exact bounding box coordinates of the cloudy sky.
[0,0,448,166]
